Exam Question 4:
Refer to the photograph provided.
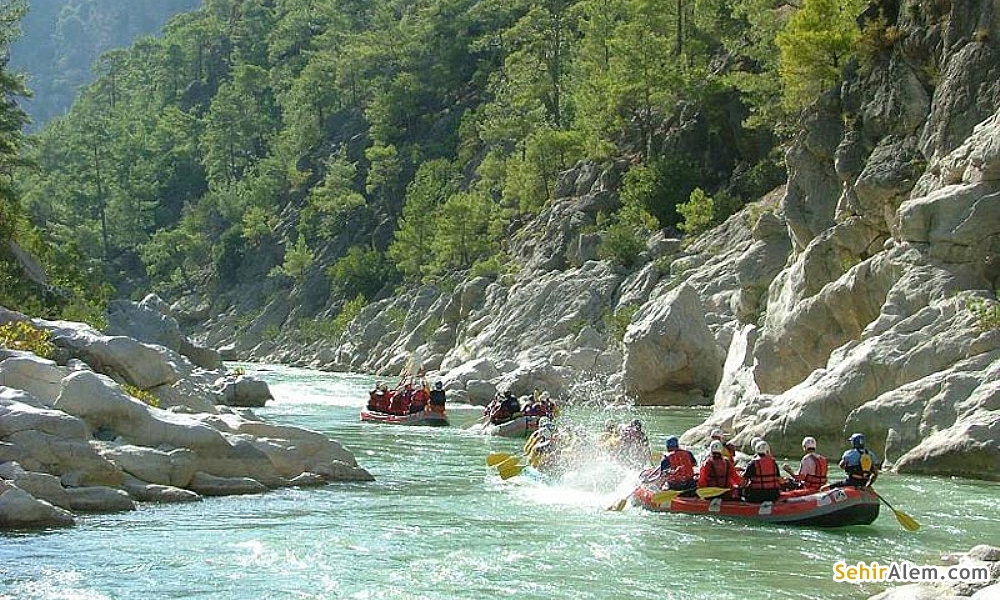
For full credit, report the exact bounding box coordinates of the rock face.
[0,314,373,530]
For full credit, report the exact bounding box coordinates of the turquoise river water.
[2,364,998,599]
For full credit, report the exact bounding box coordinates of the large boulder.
[0,484,75,528]
[96,444,197,488]
[43,320,179,390]
[54,370,232,454]
[187,471,267,496]
[0,355,67,407]
[218,375,272,407]
[622,283,724,405]
[107,295,223,370]
[65,486,135,513]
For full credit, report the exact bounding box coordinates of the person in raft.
[706,429,736,463]
[829,433,880,488]
[698,440,741,498]
[782,436,828,491]
[389,382,413,415]
[741,440,782,503]
[408,381,429,414]
[428,381,447,413]
[655,436,697,494]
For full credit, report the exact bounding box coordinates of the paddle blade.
[696,487,731,499]
[498,462,525,480]
[651,490,682,504]
[894,509,920,532]
[606,496,629,511]
[486,452,515,466]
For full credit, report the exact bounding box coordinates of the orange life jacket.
[745,455,781,491]
[666,449,696,482]
[703,456,734,488]
[803,453,828,488]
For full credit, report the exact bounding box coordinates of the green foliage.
[619,164,666,230]
[967,297,1000,331]
[300,147,365,241]
[385,307,408,330]
[12,0,803,327]
[776,0,865,110]
[326,246,397,301]
[122,382,160,408]
[604,303,639,344]
[599,222,645,268]
[389,159,458,281]
[274,235,315,282]
[677,188,715,235]
[0,321,55,359]
[470,255,503,280]
[332,294,368,337]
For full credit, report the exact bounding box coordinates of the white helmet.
[802,436,817,450]
[710,428,723,439]
[750,437,763,450]
[709,440,725,454]
[754,440,770,455]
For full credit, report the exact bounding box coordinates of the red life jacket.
[746,455,781,491]
[704,456,733,488]
[666,450,696,482]
[803,453,828,488]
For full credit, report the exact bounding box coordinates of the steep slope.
[10,0,201,129]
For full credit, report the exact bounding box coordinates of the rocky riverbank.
[0,301,372,530]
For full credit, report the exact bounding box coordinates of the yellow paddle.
[696,486,733,499]
[498,460,526,480]
[606,493,633,511]
[486,452,516,466]
[650,489,683,504]
[870,488,920,531]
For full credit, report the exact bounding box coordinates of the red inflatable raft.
[360,409,449,427]
[633,485,880,527]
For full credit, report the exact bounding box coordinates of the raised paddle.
[870,488,920,531]
[695,486,733,499]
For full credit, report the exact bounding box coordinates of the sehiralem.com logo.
[833,561,991,584]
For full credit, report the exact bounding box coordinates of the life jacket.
[802,453,828,488]
[389,390,411,415]
[846,448,876,480]
[373,392,390,413]
[665,449,696,483]
[745,455,781,491]
[703,456,734,488]
[410,389,428,410]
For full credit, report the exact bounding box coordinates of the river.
[2,364,998,599]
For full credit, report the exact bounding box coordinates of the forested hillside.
[11,0,866,330]
[10,0,201,129]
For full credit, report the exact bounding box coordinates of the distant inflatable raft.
[360,409,449,427]
[633,486,880,527]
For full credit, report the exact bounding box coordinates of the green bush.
[599,222,645,268]
[0,321,55,358]
[677,188,715,235]
[604,304,640,344]
[967,297,1000,330]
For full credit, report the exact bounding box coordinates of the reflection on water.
[2,364,998,600]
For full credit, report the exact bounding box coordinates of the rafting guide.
[833,561,990,584]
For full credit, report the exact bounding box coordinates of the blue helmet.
[665,436,679,450]
[849,433,865,449]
